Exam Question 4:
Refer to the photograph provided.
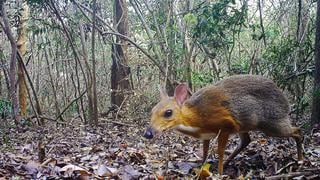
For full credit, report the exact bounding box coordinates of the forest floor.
[0,116,320,179]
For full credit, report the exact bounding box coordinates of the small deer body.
[144,75,303,174]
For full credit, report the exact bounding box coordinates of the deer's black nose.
[143,128,154,139]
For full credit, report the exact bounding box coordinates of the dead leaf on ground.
[121,165,142,179]
[24,161,40,175]
[60,164,91,177]
[95,164,118,177]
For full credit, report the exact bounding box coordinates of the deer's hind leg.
[225,132,251,165]
[291,127,303,160]
[262,118,304,161]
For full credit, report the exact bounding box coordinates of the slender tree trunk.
[17,52,44,125]
[176,0,194,89]
[297,0,302,39]
[111,0,132,108]
[166,1,178,96]
[258,0,266,46]
[0,4,19,122]
[91,0,98,125]
[0,57,10,100]
[295,0,309,119]
[35,50,41,94]
[311,0,320,125]
[43,39,62,121]
[49,0,88,121]
[0,47,4,97]
[80,24,93,125]
[70,65,81,119]
[74,49,85,122]
[17,0,29,117]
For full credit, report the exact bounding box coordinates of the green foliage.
[250,23,281,41]
[1,0,316,122]
[261,29,314,86]
[193,0,247,49]
[300,94,311,111]
[192,71,213,87]
[26,0,44,5]
[301,122,312,130]
[249,24,260,41]
[27,0,71,5]
[29,18,60,36]
[0,127,13,149]
[265,27,281,39]
[146,1,184,60]
[147,2,167,33]
[69,101,79,113]
[0,99,21,148]
[183,13,198,27]
[0,99,12,118]
[0,119,15,150]
[231,60,250,74]
[261,38,297,82]
[314,89,320,98]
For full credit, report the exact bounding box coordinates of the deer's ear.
[159,85,169,100]
[174,83,189,106]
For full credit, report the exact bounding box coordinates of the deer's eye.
[164,109,173,118]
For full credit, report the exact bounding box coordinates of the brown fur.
[147,75,303,175]
[215,75,291,134]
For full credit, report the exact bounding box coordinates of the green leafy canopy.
[192,0,247,49]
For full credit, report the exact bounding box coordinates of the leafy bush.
[193,0,247,50]
[0,100,12,119]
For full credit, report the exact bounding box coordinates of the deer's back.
[215,75,290,132]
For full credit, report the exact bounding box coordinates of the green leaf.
[27,0,44,4]
[183,13,198,26]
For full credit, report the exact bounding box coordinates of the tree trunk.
[311,0,320,125]
[175,0,194,89]
[91,0,98,125]
[49,0,88,121]
[43,39,62,121]
[258,0,266,46]
[17,0,29,117]
[295,0,309,119]
[80,24,93,125]
[111,0,131,108]
[0,47,4,97]
[0,4,19,122]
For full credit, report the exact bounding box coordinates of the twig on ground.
[163,147,170,177]
[115,95,129,121]
[41,158,56,166]
[276,161,296,174]
[265,171,312,180]
[100,118,137,127]
[26,115,66,125]
[54,88,88,122]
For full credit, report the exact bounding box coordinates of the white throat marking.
[174,124,200,133]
